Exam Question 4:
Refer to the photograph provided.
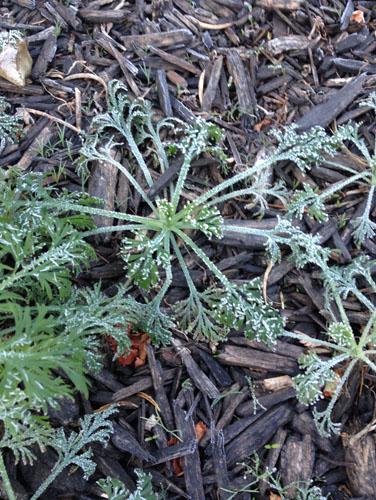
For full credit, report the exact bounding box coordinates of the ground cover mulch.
[1,0,376,499]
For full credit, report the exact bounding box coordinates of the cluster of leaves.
[0,96,24,149]
[276,221,376,436]
[97,470,158,500]
[0,169,157,499]
[54,79,290,345]
[274,93,376,245]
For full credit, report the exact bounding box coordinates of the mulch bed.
[1,0,376,499]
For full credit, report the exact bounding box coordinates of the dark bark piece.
[112,369,177,400]
[173,399,205,500]
[236,387,297,418]
[93,32,139,95]
[279,433,315,498]
[256,0,302,8]
[87,148,119,244]
[49,0,81,30]
[147,156,183,199]
[146,343,174,429]
[216,386,249,430]
[296,74,369,132]
[31,32,57,79]
[225,403,293,466]
[89,368,125,392]
[265,35,313,56]
[340,0,354,31]
[332,58,376,74]
[156,69,173,117]
[197,347,233,387]
[78,9,128,23]
[153,439,197,464]
[212,429,231,500]
[172,339,221,399]
[342,419,376,497]
[0,81,44,95]
[260,427,287,495]
[47,396,79,427]
[229,337,304,360]
[121,29,193,50]
[170,95,196,123]
[18,121,56,170]
[111,422,157,463]
[262,259,295,286]
[202,56,223,112]
[149,46,199,74]
[218,345,299,376]
[13,0,35,7]
[226,50,255,130]
[291,412,333,454]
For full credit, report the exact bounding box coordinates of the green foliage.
[274,99,376,245]
[0,97,24,149]
[30,407,117,500]
[0,170,148,498]
[97,470,158,500]
[56,79,288,343]
[280,223,376,436]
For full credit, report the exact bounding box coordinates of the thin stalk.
[282,331,351,354]
[0,452,16,500]
[357,312,376,351]
[324,357,358,417]
[123,126,154,187]
[30,459,66,500]
[173,229,231,289]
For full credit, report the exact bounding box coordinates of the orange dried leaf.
[195,421,206,442]
[254,119,271,132]
[350,10,365,24]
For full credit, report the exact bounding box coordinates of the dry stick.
[21,108,83,134]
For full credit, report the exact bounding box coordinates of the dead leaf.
[350,10,365,24]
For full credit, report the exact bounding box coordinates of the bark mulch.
[1,0,376,499]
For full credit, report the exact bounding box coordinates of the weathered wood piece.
[256,0,302,8]
[87,148,120,244]
[342,419,376,497]
[212,428,231,500]
[112,369,177,400]
[218,345,299,376]
[121,29,193,50]
[279,434,315,498]
[202,56,223,112]
[226,50,256,130]
[265,35,314,56]
[31,32,57,80]
[296,73,369,131]
[146,343,174,429]
[111,422,157,463]
[173,399,205,500]
[225,403,293,466]
[156,69,173,117]
[172,339,221,399]
[78,9,128,23]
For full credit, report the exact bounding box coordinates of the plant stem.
[0,452,16,500]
